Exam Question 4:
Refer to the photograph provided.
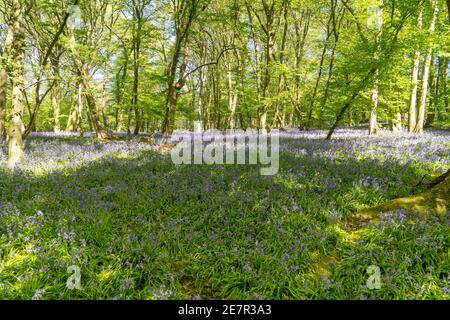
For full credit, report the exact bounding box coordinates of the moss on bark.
[352,170,450,224]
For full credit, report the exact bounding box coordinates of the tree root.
[352,169,450,226]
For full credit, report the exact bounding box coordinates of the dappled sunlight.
[1,130,449,299]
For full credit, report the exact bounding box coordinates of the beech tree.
[0,0,448,167]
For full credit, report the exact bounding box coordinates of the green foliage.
[0,130,448,299]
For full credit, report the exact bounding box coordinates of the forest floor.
[0,128,449,299]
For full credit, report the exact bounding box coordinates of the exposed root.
[354,171,449,225]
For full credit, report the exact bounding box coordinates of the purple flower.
[32,289,45,300]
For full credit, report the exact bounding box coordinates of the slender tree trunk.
[76,83,83,135]
[369,69,380,135]
[86,108,94,133]
[162,40,190,135]
[369,1,383,136]
[292,10,311,127]
[309,43,327,122]
[434,56,443,121]
[162,34,183,135]
[66,90,79,131]
[246,0,277,131]
[226,55,238,130]
[51,86,61,132]
[327,66,379,140]
[101,75,109,131]
[321,45,336,113]
[322,3,344,116]
[415,0,438,134]
[67,28,105,139]
[132,9,142,135]
[114,55,128,132]
[260,2,275,131]
[0,68,6,139]
[194,42,206,132]
[245,1,262,109]
[66,81,84,133]
[425,55,438,127]
[391,109,403,132]
[444,58,449,118]
[227,66,238,130]
[409,9,422,132]
[309,3,335,122]
[51,56,61,132]
[273,0,288,129]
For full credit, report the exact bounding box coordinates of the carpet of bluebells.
[0,129,449,300]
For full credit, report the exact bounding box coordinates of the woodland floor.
[0,128,449,299]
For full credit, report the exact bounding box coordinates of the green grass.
[0,130,449,300]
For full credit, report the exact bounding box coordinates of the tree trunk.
[322,3,344,116]
[162,35,183,135]
[51,86,61,132]
[132,9,142,135]
[409,9,422,132]
[161,2,200,135]
[391,110,403,132]
[425,56,438,127]
[273,0,289,129]
[369,69,380,135]
[66,82,84,134]
[162,40,190,135]
[260,2,275,131]
[434,57,443,121]
[245,1,262,113]
[51,56,61,132]
[292,10,311,127]
[0,27,13,141]
[114,56,128,132]
[0,68,6,139]
[76,83,83,135]
[415,0,438,134]
[7,1,31,169]
[66,95,78,132]
[369,1,383,136]
[194,41,206,132]
[355,169,450,220]
[226,58,238,130]
[309,2,335,122]
[444,58,449,118]
[102,81,108,131]
[67,28,105,139]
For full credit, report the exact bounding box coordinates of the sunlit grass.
[0,129,449,300]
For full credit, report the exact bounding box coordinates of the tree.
[161,0,206,135]
[0,0,446,162]
[414,0,438,134]
[66,2,107,139]
[7,0,33,169]
[369,0,384,136]
[408,8,422,132]
[128,0,152,134]
[0,25,13,140]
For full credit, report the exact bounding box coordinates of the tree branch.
[184,47,236,79]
